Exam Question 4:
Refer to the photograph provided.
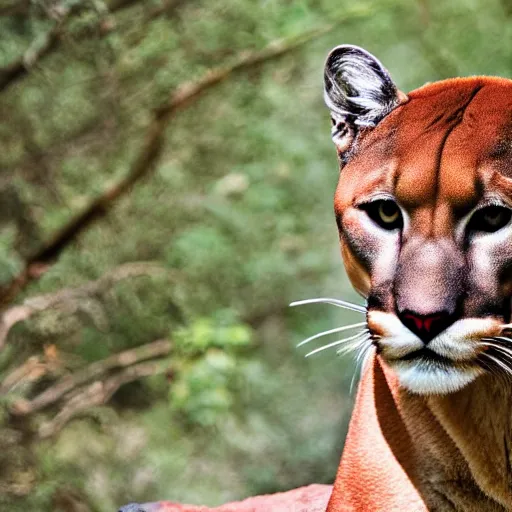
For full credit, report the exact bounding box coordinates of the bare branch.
[0,0,189,92]
[0,0,142,18]
[0,24,60,91]
[0,355,46,394]
[0,262,166,349]
[0,10,360,306]
[0,1,78,91]
[9,339,172,415]
[37,359,170,438]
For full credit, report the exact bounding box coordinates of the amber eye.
[467,205,512,234]
[362,200,403,230]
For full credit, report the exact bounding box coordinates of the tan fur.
[330,356,510,511]
[328,76,512,510]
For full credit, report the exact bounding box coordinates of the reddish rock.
[120,484,332,512]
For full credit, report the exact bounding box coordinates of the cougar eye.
[467,205,512,234]
[362,200,403,230]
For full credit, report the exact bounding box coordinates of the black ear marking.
[324,45,405,151]
[330,113,356,153]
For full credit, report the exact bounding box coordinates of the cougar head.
[324,45,512,394]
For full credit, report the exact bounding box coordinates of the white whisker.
[489,348,512,363]
[350,344,374,394]
[494,336,512,344]
[337,336,369,355]
[486,338,512,351]
[305,331,368,358]
[290,297,366,313]
[355,341,373,365]
[483,353,512,377]
[361,344,375,371]
[296,322,367,347]
[482,340,512,359]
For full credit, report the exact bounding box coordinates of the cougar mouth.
[366,311,509,394]
[399,348,454,365]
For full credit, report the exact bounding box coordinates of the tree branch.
[0,8,369,307]
[0,0,188,93]
[9,338,172,415]
[0,355,49,395]
[0,262,166,349]
[0,17,63,92]
[37,358,170,438]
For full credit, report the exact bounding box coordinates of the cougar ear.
[324,45,406,152]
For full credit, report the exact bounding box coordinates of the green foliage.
[170,314,252,426]
[170,350,237,427]
[174,314,252,354]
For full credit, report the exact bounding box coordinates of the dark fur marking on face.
[340,227,374,273]
[425,111,446,130]
[367,282,394,311]
[431,85,485,206]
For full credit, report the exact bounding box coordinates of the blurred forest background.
[0,0,511,511]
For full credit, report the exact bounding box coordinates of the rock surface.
[119,484,332,512]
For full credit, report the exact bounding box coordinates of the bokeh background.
[0,1,510,510]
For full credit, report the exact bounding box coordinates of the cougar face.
[324,46,512,394]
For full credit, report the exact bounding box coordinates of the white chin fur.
[389,360,483,395]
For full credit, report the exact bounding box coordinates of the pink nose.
[403,313,442,332]
[399,311,454,343]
